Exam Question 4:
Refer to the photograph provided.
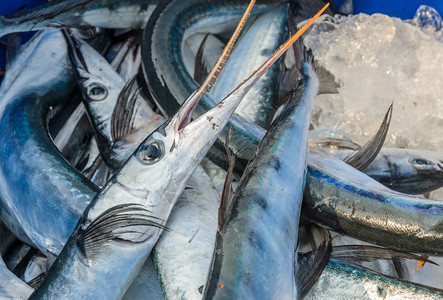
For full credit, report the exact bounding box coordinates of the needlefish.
[142,0,443,254]
[30,4,328,298]
[0,29,99,256]
[64,28,225,298]
[63,28,164,171]
[205,41,318,298]
[0,0,161,38]
[303,150,443,255]
[312,144,443,195]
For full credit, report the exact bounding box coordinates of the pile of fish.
[0,0,442,299]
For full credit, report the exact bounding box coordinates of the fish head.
[62,29,123,108]
[368,149,443,194]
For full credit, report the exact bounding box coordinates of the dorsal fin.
[76,203,168,259]
[296,225,332,298]
[344,103,393,170]
[111,76,140,143]
[194,34,210,85]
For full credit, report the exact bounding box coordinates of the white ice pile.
[304,12,443,153]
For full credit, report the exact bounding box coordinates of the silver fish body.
[208,5,287,128]
[65,30,164,171]
[143,1,443,255]
[0,29,98,256]
[303,151,443,254]
[0,256,33,300]
[32,5,309,294]
[314,147,443,195]
[205,56,318,299]
[153,166,220,299]
[142,0,281,171]
[0,0,160,38]
[306,261,443,299]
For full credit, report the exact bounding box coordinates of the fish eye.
[410,158,433,170]
[86,83,108,101]
[138,140,164,164]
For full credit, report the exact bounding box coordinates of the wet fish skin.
[205,50,318,299]
[142,0,281,172]
[208,5,287,128]
[0,0,160,38]
[143,0,443,254]
[361,148,443,195]
[153,166,220,299]
[314,147,443,195]
[65,29,164,171]
[0,29,99,256]
[31,5,316,295]
[306,261,443,299]
[303,151,443,255]
[0,256,33,300]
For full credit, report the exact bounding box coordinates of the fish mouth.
[62,28,90,81]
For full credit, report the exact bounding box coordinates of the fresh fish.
[64,29,164,171]
[122,256,163,300]
[0,256,33,300]
[0,29,99,256]
[142,0,443,255]
[303,150,443,254]
[317,147,443,195]
[31,4,325,297]
[208,5,287,128]
[0,0,161,38]
[306,261,443,299]
[142,0,281,172]
[205,40,318,298]
[153,166,220,299]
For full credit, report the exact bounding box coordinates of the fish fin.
[344,103,393,170]
[111,76,139,144]
[76,203,168,259]
[296,225,332,298]
[218,128,236,231]
[314,62,340,94]
[331,245,438,266]
[308,137,361,150]
[5,33,21,70]
[27,272,45,289]
[194,34,210,85]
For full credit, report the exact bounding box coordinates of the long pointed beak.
[62,28,90,79]
[171,3,329,158]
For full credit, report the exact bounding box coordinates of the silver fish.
[205,40,318,299]
[0,29,98,256]
[31,5,324,297]
[316,146,443,195]
[306,261,443,299]
[0,0,160,38]
[64,29,165,171]
[208,5,287,128]
[303,150,443,254]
